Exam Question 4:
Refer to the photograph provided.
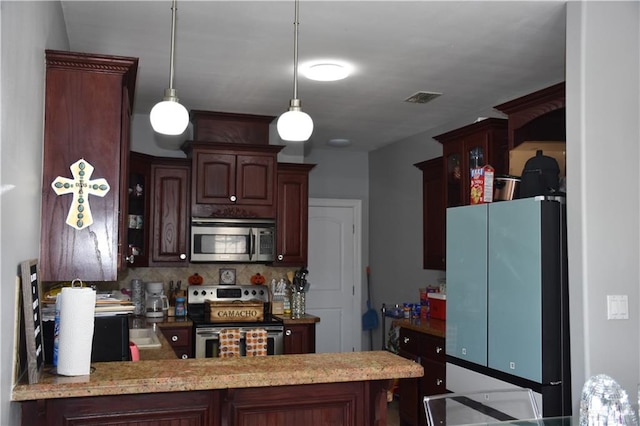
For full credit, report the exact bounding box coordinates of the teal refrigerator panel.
[446,204,488,365]
[487,198,542,382]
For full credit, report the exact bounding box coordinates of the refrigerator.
[445,196,571,417]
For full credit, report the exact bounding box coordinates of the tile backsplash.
[114,265,294,294]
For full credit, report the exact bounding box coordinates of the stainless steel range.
[188,285,284,358]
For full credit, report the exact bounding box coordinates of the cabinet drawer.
[399,328,421,355]
[162,327,190,347]
[422,334,445,362]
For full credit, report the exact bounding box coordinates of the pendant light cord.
[168,0,178,92]
[292,0,300,100]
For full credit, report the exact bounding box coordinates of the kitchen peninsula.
[13,351,422,426]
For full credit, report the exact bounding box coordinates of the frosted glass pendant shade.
[277,109,313,142]
[149,98,189,135]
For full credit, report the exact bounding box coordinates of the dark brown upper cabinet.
[40,50,138,281]
[182,142,284,219]
[276,163,316,266]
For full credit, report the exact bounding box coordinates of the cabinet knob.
[436,379,443,386]
[436,346,443,353]
[181,354,188,359]
[125,255,135,264]
[179,253,187,260]
[230,195,237,202]
[171,335,178,342]
[285,329,292,336]
[403,337,410,344]
[278,254,284,261]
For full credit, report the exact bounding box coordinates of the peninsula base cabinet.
[20,381,391,426]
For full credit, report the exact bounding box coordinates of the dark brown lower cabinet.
[160,324,193,359]
[21,390,220,426]
[21,380,391,426]
[397,328,446,426]
[283,322,316,354]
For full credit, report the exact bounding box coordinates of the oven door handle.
[197,330,219,338]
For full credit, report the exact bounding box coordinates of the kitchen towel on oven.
[219,328,240,357]
[245,328,268,356]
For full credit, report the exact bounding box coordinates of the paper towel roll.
[57,287,96,376]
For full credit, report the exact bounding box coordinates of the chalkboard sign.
[20,259,44,384]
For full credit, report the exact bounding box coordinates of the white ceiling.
[61,1,567,152]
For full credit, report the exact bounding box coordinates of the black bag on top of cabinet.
[519,150,561,198]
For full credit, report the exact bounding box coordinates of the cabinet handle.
[125,255,135,264]
[286,329,292,336]
[179,253,187,260]
[230,195,237,202]
[278,254,284,261]
[403,337,410,344]
[436,379,443,386]
[436,346,443,353]
[181,354,188,359]
[171,335,179,342]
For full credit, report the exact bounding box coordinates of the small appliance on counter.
[145,282,169,319]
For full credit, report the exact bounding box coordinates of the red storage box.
[428,293,446,320]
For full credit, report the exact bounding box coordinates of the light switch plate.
[607,295,629,320]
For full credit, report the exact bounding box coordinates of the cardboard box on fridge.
[509,141,566,177]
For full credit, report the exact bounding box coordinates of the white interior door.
[306,199,362,353]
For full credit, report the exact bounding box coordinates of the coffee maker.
[145,282,169,318]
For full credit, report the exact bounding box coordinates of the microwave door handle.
[248,228,254,261]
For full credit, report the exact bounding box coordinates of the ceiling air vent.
[404,91,442,104]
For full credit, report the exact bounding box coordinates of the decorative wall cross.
[51,159,110,230]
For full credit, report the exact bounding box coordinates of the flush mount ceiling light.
[327,138,351,147]
[149,0,189,136]
[277,0,313,142]
[301,61,352,82]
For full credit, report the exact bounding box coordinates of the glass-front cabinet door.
[127,152,152,267]
[435,118,508,208]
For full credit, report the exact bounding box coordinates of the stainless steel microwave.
[190,218,276,263]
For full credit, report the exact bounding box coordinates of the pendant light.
[277,0,314,142]
[150,0,189,136]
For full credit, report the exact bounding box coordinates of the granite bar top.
[12,351,422,402]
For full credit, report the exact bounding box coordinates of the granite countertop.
[273,314,321,324]
[12,351,422,402]
[392,317,446,338]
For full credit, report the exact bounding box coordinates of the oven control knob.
[244,290,249,296]
[259,289,265,296]
[192,290,199,296]
[251,290,257,296]
[200,290,206,296]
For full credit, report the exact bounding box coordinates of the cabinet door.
[276,163,315,266]
[487,199,542,382]
[445,204,488,365]
[283,323,316,354]
[415,158,445,270]
[126,152,152,267]
[236,154,276,207]
[193,151,236,205]
[150,161,190,265]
